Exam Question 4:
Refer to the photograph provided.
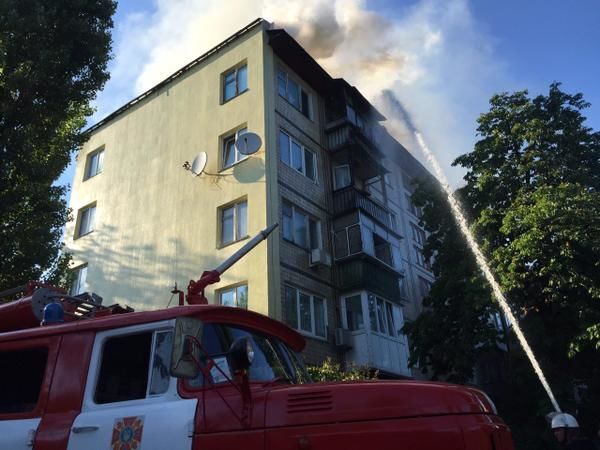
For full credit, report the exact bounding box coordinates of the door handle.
[72,426,99,434]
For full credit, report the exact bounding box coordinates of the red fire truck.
[0,225,514,450]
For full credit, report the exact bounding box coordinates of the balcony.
[325,120,386,179]
[336,258,401,301]
[333,186,393,230]
[347,332,411,377]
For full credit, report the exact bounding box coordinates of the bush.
[307,357,378,382]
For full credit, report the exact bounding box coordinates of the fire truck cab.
[0,297,514,450]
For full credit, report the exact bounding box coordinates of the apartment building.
[65,19,435,378]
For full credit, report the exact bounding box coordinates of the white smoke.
[96,0,515,185]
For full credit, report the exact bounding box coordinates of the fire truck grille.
[287,390,333,413]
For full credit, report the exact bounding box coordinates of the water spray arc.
[413,131,562,414]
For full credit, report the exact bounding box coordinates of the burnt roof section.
[332,78,386,121]
[85,18,266,135]
[85,18,388,136]
[267,28,385,121]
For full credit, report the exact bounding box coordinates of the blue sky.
[59,0,600,191]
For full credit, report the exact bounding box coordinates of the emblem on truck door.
[110,416,144,450]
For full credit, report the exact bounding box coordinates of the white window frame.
[277,68,311,118]
[221,127,248,169]
[341,293,365,332]
[285,285,328,339]
[84,147,104,180]
[217,283,248,309]
[222,63,248,103]
[76,203,96,238]
[70,264,88,295]
[333,164,351,190]
[411,223,426,246]
[282,202,321,250]
[279,130,317,182]
[366,293,404,339]
[218,199,248,247]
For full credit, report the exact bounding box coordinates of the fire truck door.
[67,322,197,450]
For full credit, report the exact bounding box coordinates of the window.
[95,330,173,404]
[222,127,248,169]
[219,199,248,246]
[76,203,96,237]
[0,347,48,413]
[333,165,351,190]
[282,202,320,250]
[84,147,104,180]
[413,245,431,270]
[70,264,88,295]
[405,193,422,218]
[284,285,327,338]
[279,130,316,181]
[418,276,432,299]
[218,283,248,309]
[373,232,393,266]
[222,64,247,102]
[343,295,364,331]
[277,68,311,117]
[334,223,362,259]
[411,223,426,246]
[188,324,311,387]
[367,294,404,338]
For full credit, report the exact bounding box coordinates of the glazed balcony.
[336,257,401,301]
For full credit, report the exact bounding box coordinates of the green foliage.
[404,83,600,447]
[0,0,116,290]
[307,358,378,382]
[404,179,501,383]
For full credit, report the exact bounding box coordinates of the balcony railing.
[333,186,393,229]
[336,258,401,301]
[325,120,382,154]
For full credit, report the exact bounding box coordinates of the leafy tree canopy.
[404,83,600,444]
[0,0,116,291]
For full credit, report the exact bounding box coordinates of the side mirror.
[227,337,254,374]
[170,317,204,379]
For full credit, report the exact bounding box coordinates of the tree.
[404,83,600,447]
[0,0,116,291]
[403,180,501,384]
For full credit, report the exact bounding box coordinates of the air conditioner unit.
[309,249,332,267]
[334,328,353,348]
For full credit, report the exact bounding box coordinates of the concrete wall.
[66,25,275,314]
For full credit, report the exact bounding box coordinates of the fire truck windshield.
[187,323,311,387]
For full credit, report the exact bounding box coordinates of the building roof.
[85,18,386,135]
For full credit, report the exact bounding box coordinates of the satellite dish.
[235,132,262,155]
[190,152,208,176]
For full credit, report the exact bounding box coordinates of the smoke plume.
[97,0,514,185]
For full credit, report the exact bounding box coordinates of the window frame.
[75,202,96,238]
[221,126,248,170]
[222,63,248,103]
[282,201,321,250]
[284,285,328,339]
[279,130,317,182]
[84,146,105,181]
[333,164,352,190]
[218,198,248,248]
[277,68,312,118]
[70,263,88,295]
[84,322,175,409]
[366,293,404,339]
[217,282,248,309]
